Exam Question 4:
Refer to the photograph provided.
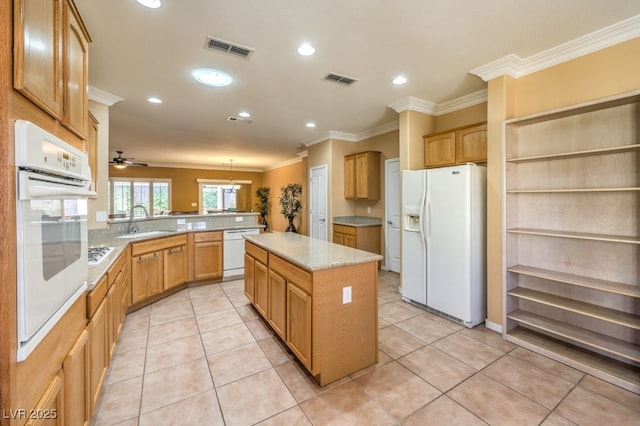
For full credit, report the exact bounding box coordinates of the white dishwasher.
[223,228,260,279]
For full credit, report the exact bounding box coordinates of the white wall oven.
[15,120,96,361]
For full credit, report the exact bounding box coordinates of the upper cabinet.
[424,123,487,168]
[344,151,381,200]
[14,0,91,139]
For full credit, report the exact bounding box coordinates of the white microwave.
[15,120,96,361]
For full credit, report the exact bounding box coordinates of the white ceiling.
[74,0,640,171]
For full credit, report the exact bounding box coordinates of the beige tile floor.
[92,272,640,425]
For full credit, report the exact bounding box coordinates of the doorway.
[385,158,401,272]
[309,164,328,240]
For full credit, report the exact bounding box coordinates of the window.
[199,183,237,212]
[109,178,171,217]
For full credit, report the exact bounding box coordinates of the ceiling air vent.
[205,36,254,59]
[227,116,253,124]
[324,72,358,85]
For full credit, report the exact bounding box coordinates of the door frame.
[309,164,328,241]
[384,157,400,272]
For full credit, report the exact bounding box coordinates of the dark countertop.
[332,216,383,227]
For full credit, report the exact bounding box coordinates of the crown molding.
[265,156,303,171]
[387,96,437,114]
[89,86,125,106]
[471,14,640,81]
[328,130,358,142]
[435,89,487,115]
[355,120,399,140]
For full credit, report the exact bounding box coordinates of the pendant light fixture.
[225,159,240,190]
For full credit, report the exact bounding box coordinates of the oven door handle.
[27,184,97,200]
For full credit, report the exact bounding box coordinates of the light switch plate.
[343,286,352,304]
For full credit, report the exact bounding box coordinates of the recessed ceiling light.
[393,75,408,85]
[192,68,233,87]
[297,43,316,56]
[147,97,162,104]
[238,111,250,118]
[306,122,316,128]
[136,0,161,9]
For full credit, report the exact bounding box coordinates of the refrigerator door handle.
[427,201,431,236]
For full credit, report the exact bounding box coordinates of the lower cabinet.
[63,329,89,426]
[286,282,312,370]
[26,369,65,426]
[131,250,163,304]
[333,223,381,254]
[163,244,187,290]
[254,261,269,317]
[244,253,255,303]
[87,298,107,414]
[190,231,223,281]
[267,270,287,339]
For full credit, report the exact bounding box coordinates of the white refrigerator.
[401,164,486,328]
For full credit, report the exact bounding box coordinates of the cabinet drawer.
[131,234,187,256]
[87,275,107,319]
[107,248,128,287]
[333,224,356,236]
[270,255,312,294]
[194,231,222,243]
[245,241,268,265]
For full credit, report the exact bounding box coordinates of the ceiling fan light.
[192,68,233,87]
[113,164,127,169]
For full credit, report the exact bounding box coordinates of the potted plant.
[279,183,302,233]
[255,186,270,231]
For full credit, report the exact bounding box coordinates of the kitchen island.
[244,232,382,386]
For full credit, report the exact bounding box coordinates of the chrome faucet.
[128,204,149,233]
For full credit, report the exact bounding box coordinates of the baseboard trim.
[484,319,503,333]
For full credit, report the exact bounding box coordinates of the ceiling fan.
[109,150,148,169]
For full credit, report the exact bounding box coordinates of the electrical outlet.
[235,216,243,222]
[176,219,186,225]
[343,286,352,304]
[191,202,197,207]
[367,207,371,214]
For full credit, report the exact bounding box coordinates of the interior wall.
[485,36,640,327]
[262,158,309,235]
[435,102,487,131]
[87,101,110,230]
[109,166,263,214]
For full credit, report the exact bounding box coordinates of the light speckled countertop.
[332,216,382,227]
[244,232,382,271]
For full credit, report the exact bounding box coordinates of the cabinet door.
[244,254,255,303]
[455,124,487,163]
[343,234,356,248]
[286,283,312,371]
[87,299,107,414]
[424,131,456,168]
[62,0,89,138]
[63,329,89,426]
[87,113,98,192]
[120,260,131,320]
[14,0,63,119]
[344,155,356,199]
[26,369,65,426]
[193,241,222,280]
[131,251,163,304]
[355,152,380,200]
[267,270,286,339]
[254,260,269,317]
[164,245,187,289]
[333,232,344,246]
[106,282,119,359]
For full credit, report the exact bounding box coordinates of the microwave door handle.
[27,184,97,199]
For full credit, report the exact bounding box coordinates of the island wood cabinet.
[13,0,91,139]
[333,223,381,254]
[503,92,640,393]
[424,122,486,168]
[189,231,222,281]
[131,234,187,304]
[244,240,378,385]
[344,151,381,200]
[244,241,269,316]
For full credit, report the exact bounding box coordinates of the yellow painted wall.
[109,166,263,213]
[435,103,487,131]
[485,36,640,327]
[262,158,309,235]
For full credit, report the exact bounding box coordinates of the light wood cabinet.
[267,270,287,339]
[131,250,163,304]
[503,92,640,393]
[254,260,269,317]
[105,282,119,359]
[190,231,223,281]
[13,0,63,119]
[26,369,65,426]
[164,243,187,290]
[62,0,90,138]
[87,112,98,192]
[63,329,89,426]
[333,223,381,254]
[244,253,255,303]
[344,151,381,200]
[286,281,312,370]
[87,297,107,414]
[424,123,486,168]
[13,0,90,138]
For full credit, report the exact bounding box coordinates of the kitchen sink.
[116,230,172,239]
